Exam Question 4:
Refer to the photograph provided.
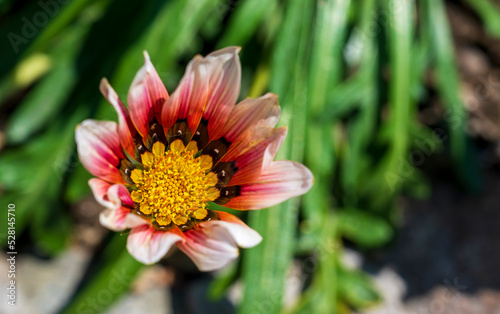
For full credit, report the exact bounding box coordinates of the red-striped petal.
[222,125,273,163]
[126,225,183,264]
[176,211,261,271]
[89,179,146,231]
[203,47,241,141]
[211,211,262,247]
[161,47,241,142]
[128,51,168,137]
[75,120,125,184]
[222,93,280,142]
[99,78,137,158]
[100,207,146,232]
[226,127,287,186]
[161,56,209,136]
[224,161,313,210]
[88,178,112,207]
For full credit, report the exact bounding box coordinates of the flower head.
[75,47,313,271]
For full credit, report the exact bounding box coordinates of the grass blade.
[239,0,314,313]
[424,0,480,189]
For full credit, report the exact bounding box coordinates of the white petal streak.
[224,161,314,210]
[75,120,125,184]
[177,211,261,271]
[126,225,183,265]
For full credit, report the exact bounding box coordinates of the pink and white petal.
[88,179,144,231]
[128,52,169,137]
[89,179,133,209]
[76,120,126,184]
[99,207,147,231]
[226,127,287,186]
[203,47,242,141]
[176,217,255,272]
[222,93,281,142]
[88,178,112,208]
[127,225,183,265]
[161,47,241,141]
[224,160,314,210]
[161,56,209,134]
[107,184,134,208]
[100,78,137,157]
[222,125,274,162]
[207,211,262,248]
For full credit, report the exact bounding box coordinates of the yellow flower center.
[129,139,220,228]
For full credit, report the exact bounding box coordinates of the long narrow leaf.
[239,0,314,312]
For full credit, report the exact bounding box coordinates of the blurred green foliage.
[0,0,488,313]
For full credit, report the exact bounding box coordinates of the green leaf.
[64,163,93,203]
[338,265,381,309]
[384,0,414,182]
[5,20,88,143]
[208,263,238,300]
[290,214,339,314]
[320,72,374,122]
[464,0,500,38]
[364,0,415,205]
[27,0,108,55]
[0,1,50,77]
[424,0,480,190]
[0,105,88,252]
[337,209,393,248]
[217,0,278,48]
[6,62,75,143]
[302,0,351,251]
[239,1,314,313]
[338,0,379,206]
[97,0,222,119]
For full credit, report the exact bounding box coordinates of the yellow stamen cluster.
[130,139,220,227]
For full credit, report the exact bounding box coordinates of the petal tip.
[143,50,151,63]
[208,46,241,63]
[100,77,110,86]
[263,92,279,101]
[99,77,113,98]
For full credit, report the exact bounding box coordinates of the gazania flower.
[75,47,313,271]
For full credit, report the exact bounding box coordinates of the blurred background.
[1,0,500,313]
